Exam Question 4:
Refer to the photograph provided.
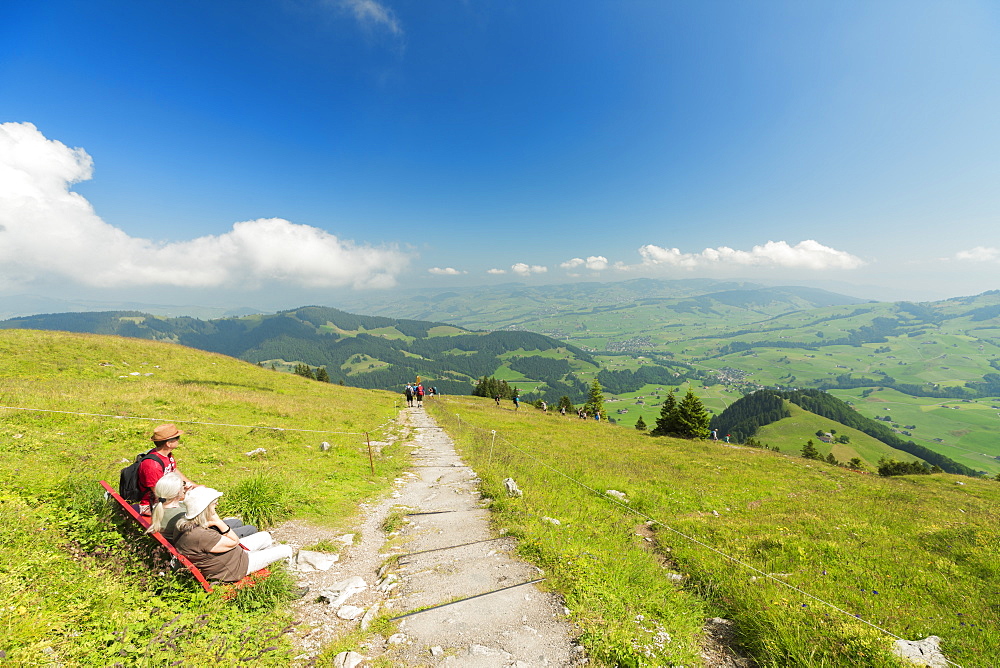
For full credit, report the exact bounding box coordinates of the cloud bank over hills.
[0,122,410,292]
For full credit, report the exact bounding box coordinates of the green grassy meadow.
[0,330,407,665]
[428,395,1000,667]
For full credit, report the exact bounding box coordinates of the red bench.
[99,480,268,596]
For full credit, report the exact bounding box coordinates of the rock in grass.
[503,478,523,497]
[893,636,949,668]
[319,576,367,607]
[333,650,365,668]
[542,516,561,526]
[320,441,331,451]
[605,489,628,502]
[360,600,381,631]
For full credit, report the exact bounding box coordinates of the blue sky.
[2,0,1000,312]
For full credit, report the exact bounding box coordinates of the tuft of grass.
[300,538,342,553]
[222,471,291,529]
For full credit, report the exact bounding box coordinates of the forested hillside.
[712,389,979,476]
[0,306,604,401]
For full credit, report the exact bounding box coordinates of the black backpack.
[118,450,164,502]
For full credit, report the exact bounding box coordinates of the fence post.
[366,431,374,475]
[489,430,497,467]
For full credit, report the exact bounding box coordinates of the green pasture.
[0,329,408,665]
[753,403,917,467]
[828,388,1000,475]
[429,395,1000,667]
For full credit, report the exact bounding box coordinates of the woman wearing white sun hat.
[174,487,292,581]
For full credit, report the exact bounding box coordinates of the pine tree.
[582,379,605,420]
[651,390,679,436]
[293,363,315,379]
[801,439,821,460]
[634,415,647,431]
[825,452,838,466]
[674,389,711,439]
[557,395,574,413]
[315,367,330,383]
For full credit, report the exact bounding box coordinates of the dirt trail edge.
[274,407,585,667]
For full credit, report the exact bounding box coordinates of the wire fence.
[441,410,963,668]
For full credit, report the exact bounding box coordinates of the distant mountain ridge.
[0,305,599,400]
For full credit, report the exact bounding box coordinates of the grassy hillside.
[752,401,919,468]
[0,329,407,665]
[428,395,1000,667]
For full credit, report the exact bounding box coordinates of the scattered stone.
[665,572,685,582]
[377,573,400,592]
[338,533,355,546]
[430,646,444,656]
[245,447,266,457]
[360,600,381,631]
[319,576,367,607]
[333,650,365,668]
[337,605,364,620]
[893,636,949,668]
[387,633,408,645]
[320,441,331,451]
[503,477,523,497]
[605,489,628,502]
[712,510,720,517]
[294,550,338,572]
[541,516,561,526]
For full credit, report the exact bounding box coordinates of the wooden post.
[366,431,375,475]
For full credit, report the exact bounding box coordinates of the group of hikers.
[129,423,297,584]
[403,382,437,407]
[492,394,605,420]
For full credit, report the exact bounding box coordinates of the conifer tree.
[557,395,574,413]
[634,415,647,431]
[315,367,330,383]
[651,390,679,436]
[582,379,605,419]
[674,389,711,439]
[801,439,821,460]
[825,452,838,466]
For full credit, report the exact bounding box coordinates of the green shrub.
[223,472,291,528]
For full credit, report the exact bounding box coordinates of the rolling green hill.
[3,329,999,666]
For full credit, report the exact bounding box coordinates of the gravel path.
[273,407,584,666]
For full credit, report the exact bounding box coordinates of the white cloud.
[486,268,506,275]
[560,255,608,271]
[428,266,465,275]
[0,122,411,291]
[954,246,1000,262]
[339,0,402,36]
[511,263,548,276]
[636,240,864,271]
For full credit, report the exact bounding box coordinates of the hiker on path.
[494,394,502,407]
[711,429,718,441]
[513,395,520,411]
[138,424,196,514]
[404,384,414,407]
[416,384,425,407]
[174,487,292,582]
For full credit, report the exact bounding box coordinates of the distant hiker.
[724,434,731,443]
[711,429,718,441]
[416,383,424,407]
[540,401,547,412]
[404,384,414,407]
[494,394,501,407]
[432,386,438,397]
[594,412,600,422]
[138,424,196,514]
[560,406,566,416]
[513,395,520,411]
[174,487,292,582]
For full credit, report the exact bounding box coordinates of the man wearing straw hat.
[138,423,196,513]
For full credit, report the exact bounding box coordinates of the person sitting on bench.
[174,487,291,581]
[148,474,258,543]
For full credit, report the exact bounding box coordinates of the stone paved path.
[379,407,582,666]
